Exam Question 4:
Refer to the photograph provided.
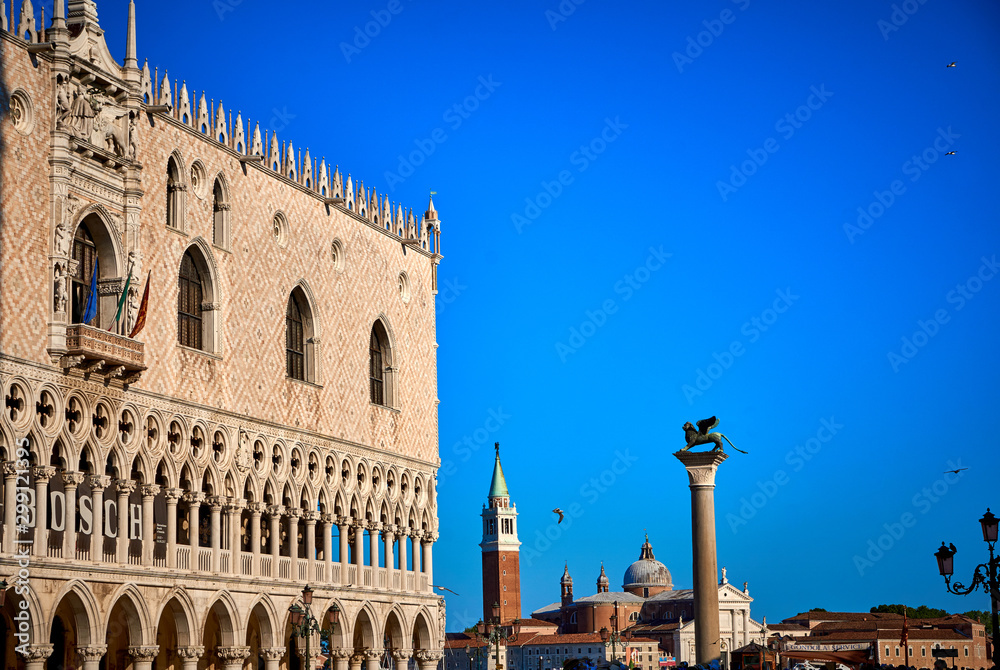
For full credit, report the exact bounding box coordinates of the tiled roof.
[532,602,562,615]
[646,589,695,602]
[518,633,658,645]
[575,592,646,604]
[785,612,903,622]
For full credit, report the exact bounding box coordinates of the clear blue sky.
[86,0,1000,629]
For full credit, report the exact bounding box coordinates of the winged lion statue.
[680,416,748,454]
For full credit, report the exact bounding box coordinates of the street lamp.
[474,602,520,670]
[933,507,999,668]
[600,602,631,666]
[288,585,341,670]
[467,643,488,670]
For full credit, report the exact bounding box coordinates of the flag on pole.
[81,264,98,325]
[128,271,151,339]
[109,258,135,331]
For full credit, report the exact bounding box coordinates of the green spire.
[488,442,509,499]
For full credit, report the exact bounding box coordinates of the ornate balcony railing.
[63,324,146,383]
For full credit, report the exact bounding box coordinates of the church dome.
[622,536,672,593]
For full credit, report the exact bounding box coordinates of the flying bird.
[553,508,565,524]
[943,467,968,474]
[945,151,956,155]
[432,584,460,596]
[946,62,956,67]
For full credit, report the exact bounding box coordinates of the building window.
[921,648,926,657]
[964,647,969,657]
[166,156,185,230]
[885,647,890,657]
[71,223,100,325]
[286,293,305,379]
[895,647,900,657]
[370,320,394,406]
[178,251,203,349]
[212,177,230,249]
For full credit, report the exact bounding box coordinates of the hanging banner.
[76,478,93,554]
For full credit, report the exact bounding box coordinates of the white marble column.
[304,509,317,579]
[353,519,366,567]
[208,495,224,572]
[250,501,265,576]
[393,648,414,670]
[321,512,334,583]
[164,488,182,568]
[262,647,286,670]
[141,484,159,566]
[22,644,53,670]
[423,532,437,587]
[128,645,160,670]
[116,479,137,563]
[338,516,349,583]
[217,645,251,670]
[365,648,382,670]
[416,650,444,670]
[3,463,17,553]
[176,645,205,670]
[228,497,246,574]
[89,475,109,562]
[411,529,422,576]
[62,471,84,559]
[77,644,107,670]
[288,507,301,579]
[268,504,283,571]
[32,466,56,557]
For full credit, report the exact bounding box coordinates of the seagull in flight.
[553,508,565,524]
[946,62,957,67]
[943,467,968,474]
[945,151,956,155]
[432,584,460,596]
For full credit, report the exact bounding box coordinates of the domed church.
[532,536,768,666]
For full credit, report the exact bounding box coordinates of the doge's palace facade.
[0,1,445,669]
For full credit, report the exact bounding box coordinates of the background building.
[0,1,444,668]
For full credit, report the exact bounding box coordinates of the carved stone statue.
[55,78,72,129]
[128,114,138,160]
[92,97,129,156]
[67,82,97,138]
[680,417,748,454]
[54,218,71,257]
[53,263,67,313]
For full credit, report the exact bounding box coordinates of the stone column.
[287,507,301,579]
[31,466,56,557]
[393,648,413,670]
[77,644,108,670]
[183,492,205,557]
[208,495,224,572]
[321,512,334,583]
[742,608,749,646]
[89,475,109,562]
[128,645,160,670]
[227,497,246,574]
[349,653,365,670]
[262,647,286,670]
[250,502,266,576]
[365,648,382,670]
[383,524,395,575]
[416,650,444,670]
[217,646,251,670]
[411,529,422,575]
[300,643,323,670]
[164,488,182,568]
[116,479,137,564]
[176,645,205,670]
[3,462,17,553]
[62,471,84,560]
[368,521,380,568]
[268,505,283,570]
[423,532,437,587]
[140,484,159,566]
[674,450,727,666]
[338,516,349,583]
[304,509,318,579]
[353,519,366,567]
[22,644,53,670]
[332,648,353,670]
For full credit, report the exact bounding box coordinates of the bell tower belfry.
[480,443,522,624]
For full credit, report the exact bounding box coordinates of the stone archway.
[154,595,195,670]
[105,590,150,670]
[201,596,243,670]
[49,586,99,669]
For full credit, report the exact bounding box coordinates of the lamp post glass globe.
[328,603,340,627]
[302,585,314,606]
[289,604,304,625]
[934,542,955,577]
[492,602,500,620]
[980,508,998,544]
[600,627,609,643]
[477,620,486,635]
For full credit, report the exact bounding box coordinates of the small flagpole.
[108,256,136,331]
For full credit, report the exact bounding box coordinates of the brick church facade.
[0,1,445,668]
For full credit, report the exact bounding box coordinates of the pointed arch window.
[166,156,185,230]
[286,293,305,380]
[178,251,203,349]
[212,178,230,249]
[285,287,319,384]
[369,320,395,407]
[71,223,100,325]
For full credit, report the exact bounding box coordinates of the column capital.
[225,497,247,513]
[367,520,382,532]
[673,450,728,487]
[116,479,138,495]
[77,645,108,661]
[301,509,318,523]
[183,491,206,505]
[424,532,439,543]
[336,515,350,526]
[217,646,252,662]
[286,507,302,519]
[88,474,111,491]
[141,484,161,499]
[392,649,414,661]
[177,645,205,660]
[262,647,286,661]
[332,649,355,660]
[249,501,268,515]
[62,470,86,487]
[320,512,335,525]
[128,645,160,661]
[206,495,226,510]
[352,517,366,530]
[364,649,383,661]
[163,487,184,502]
[32,466,57,482]
[2,461,18,477]
[384,523,398,535]
[21,644,54,661]
[267,504,285,518]
[416,650,444,663]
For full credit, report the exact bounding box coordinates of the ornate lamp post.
[466,642,488,670]
[288,585,341,670]
[600,602,632,666]
[933,507,999,667]
[474,602,520,670]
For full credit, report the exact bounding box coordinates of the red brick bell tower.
[481,443,521,624]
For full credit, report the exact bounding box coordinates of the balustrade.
[176,545,191,570]
[278,556,291,579]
